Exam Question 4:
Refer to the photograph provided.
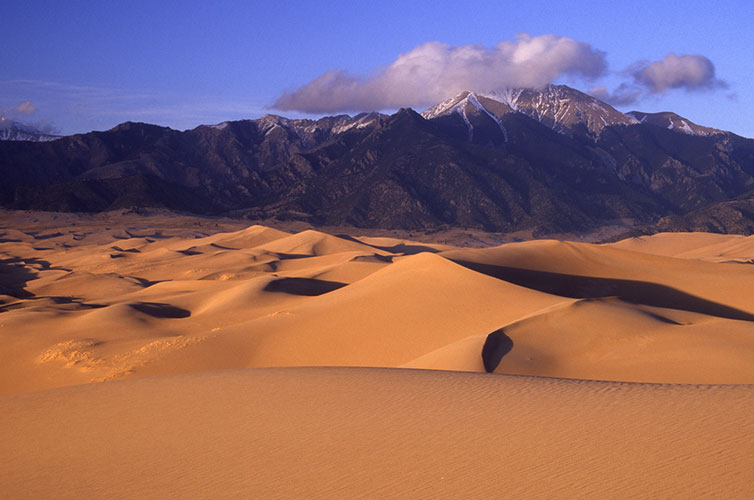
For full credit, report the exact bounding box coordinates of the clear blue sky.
[2,0,752,137]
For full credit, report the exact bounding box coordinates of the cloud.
[1,99,37,117]
[0,79,269,134]
[13,100,37,114]
[274,34,608,113]
[588,53,728,108]
[0,99,56,134]
[631,53,727,92]
[588,83,643,106]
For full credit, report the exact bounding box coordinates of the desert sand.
[2,210,754,498]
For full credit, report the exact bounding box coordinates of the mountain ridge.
[1,85,753,237]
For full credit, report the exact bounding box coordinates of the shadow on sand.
[264,277,347,296]
[128,302,191,318]
[0,258,39,299]
[482,328,514,373]
[335,234,443,255]
[451,260,754,322]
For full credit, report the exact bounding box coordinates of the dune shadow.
[47,297,107,309]
[351,254,394,263]
[273,252,316,260]
[264,277,347,296]
[0,256,71,297]
[208,243,233,250]
[129,302,191,318]
[124,230,170,239]
[1,257,106,312]
[482,328,514,373]
[0,258,39,299]
[377,243,443,255]
[111,246,140,253]
[1,256,69,273]
[335,234,442,255]
[27,232,64,240]
[130,277,165,288]
[451,260,754,322]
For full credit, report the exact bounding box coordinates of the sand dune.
[3,213,754,393]
[493,296,754,383]
[2,367,753,499]
[3,211,754,497]
[608,231,754,263]
[134,252,567,376]
[442,239,754,316]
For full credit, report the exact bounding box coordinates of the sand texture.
[2,211,754,498]
[2,368,753,499]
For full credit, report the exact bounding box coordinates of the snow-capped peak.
[420,91,511,142]
[422,85,640,139]
[420,91,475,120]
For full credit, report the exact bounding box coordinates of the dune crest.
[2,213,754,394]
[3,212,754,498]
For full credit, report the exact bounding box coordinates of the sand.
[2,368,753,499]
[2,211,754,497]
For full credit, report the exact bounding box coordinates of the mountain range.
[2,85,754,236]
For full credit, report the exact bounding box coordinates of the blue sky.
[2,0,752,137]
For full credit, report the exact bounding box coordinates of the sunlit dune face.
[2,213,754,396]
[2,213,754,499]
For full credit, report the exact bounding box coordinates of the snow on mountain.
[422,85,639,139]
[330,112,384,135]
[271,112,384,142]
[0,118,60,142]
[199,85,723,149]
[421,91,512,141]
[201,112,387,150]
[626,111,721,137]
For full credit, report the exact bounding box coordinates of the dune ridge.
[3,212,754,498]
[3,214,754,393]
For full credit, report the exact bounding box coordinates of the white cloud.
[274,34,608,113]
[588,53,728,107]
[632,53,727,92]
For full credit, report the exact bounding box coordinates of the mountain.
[422,85,638,138]
[0,118,60,142]
[626,111,721,136]
[1,85,753,236]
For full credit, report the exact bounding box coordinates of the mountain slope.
[1,85,753,235]
[627,111,721,136]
